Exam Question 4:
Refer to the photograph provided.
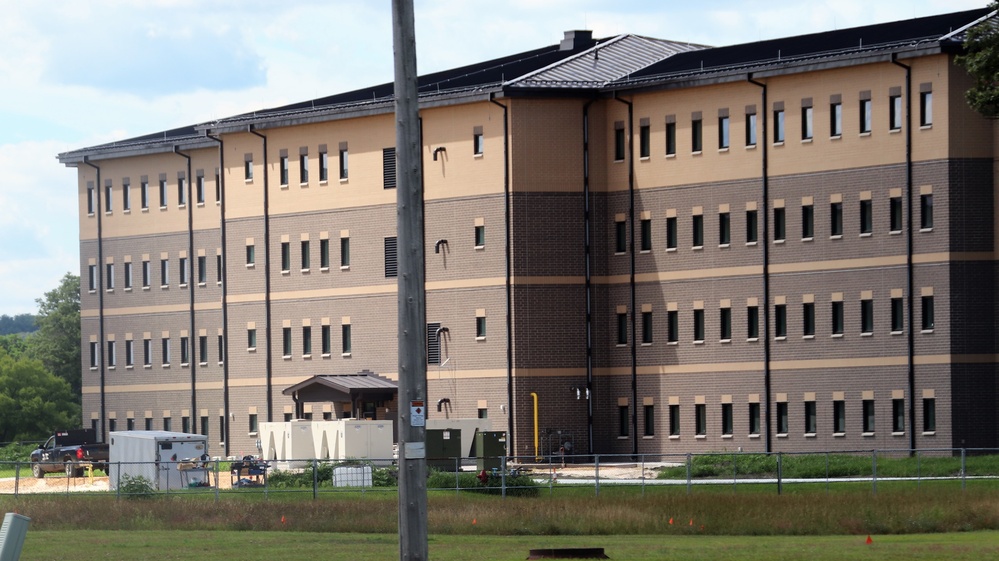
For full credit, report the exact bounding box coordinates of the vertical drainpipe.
[582,98,596,456]
[83,157,106,442]
[613,94,638,455]
[747,75,772,453]
[489,95,514,456]
[173,146,197,431]
[891,54,916,451]
[249,126,274,424]
[205,132,230,455]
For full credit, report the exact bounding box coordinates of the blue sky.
[0,0,985,313]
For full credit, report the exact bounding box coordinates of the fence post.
[312,459,318,500]
[871,450,877,496]
[916,450,921,491]
[776,453,782,496]
[14,462,19,498]
[640,454,646,496]
[501,455,507,500]
[213,460,220,502]
[594,454,600,497]
[116,461,121,500]
[732,452,737,493]
[961,448,966,492]
[825,452,830,494]
[685,453,692,496]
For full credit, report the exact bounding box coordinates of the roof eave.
[57,137,217,165]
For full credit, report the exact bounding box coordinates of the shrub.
[426,469,540,497]
[118,474,155,498]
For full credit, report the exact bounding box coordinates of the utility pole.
[393,1,428,560]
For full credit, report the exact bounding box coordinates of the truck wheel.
[65,461,77,478]
[32,463,44,479]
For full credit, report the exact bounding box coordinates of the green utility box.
[426,428,462,471]
[475,431,506,471]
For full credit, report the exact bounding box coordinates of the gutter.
[582,98,596,456]
[489,94,514,457]
[173,146,197,433]
[248,126,274,424]
[82,157,106,443]
[613,94,638,455]
[204,132,231,455]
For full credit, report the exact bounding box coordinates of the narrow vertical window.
[860,98,872,133]
[177,177,186,206]
[804,401,817,434]
[802,204,814,239]
[178,257,188,285]
[142,260,150,288]
[160,259,169,286]
[891,297,904,333]
[665,216,677,249]
[279,155,289,185]
[105,182,113,212]
[218,334,224,363]
[774,108,785,143]
[669,404,680,436]
[125,340,134,367]
[667,310,678,343]
[921,295,934,331]
[321,325,331,355]
[86,185,95,215]
[890,196,903,232]
[616,312,628,345]
[123,181,131,211]
[890,93,903,130]
[922,398,936,432]
[639,121,650,158]
[246,244,255,266]
[833,400,846,433]
[159,179,167,207]
[720,307,731,341]
[830,202,843,237]
[831,301,844,335]
[215,171,221,202]
[247,328,257,349]
[339,146,349,179]
[162,337,171,365]
[301,240,310,270]
[693,309,705,342]
[777,402,789,434]
[476,316,487,339]
[320,239,330,269]
[199,335,207,364]
[107,341,116,367]
[892,398,905,433]
[196,175,205,204]
[747,306,759,340]
[695,404,706,436]
[691,117,703,152]
[774,207,786,242]
[718,115,730,149]
[299,153,309,183]
[644,405,655,437]
[803,302,815,336]
[746,209,758,243]
[88,264,97,291]
[749,403,761,435]
[614,124,626,161]
[919,89,932,126]
[197,256,206,284]
[718,212,730,245]
[106,263,114,290]
[692,214,703,247]
[143,338,151,366]
[641,311,653,344]
[619,405,630,437]
[319,150,329,181]
[863,400,875,433]
[861,299,874,334]
[920,194,933,229]
[302,326,312,356]
[475,225,485,248]
[180,336,189,364]
[640,218,652,251]
[746,112,757,146]
[141,181,149,210]
[860,199,873,234]
[615,220,627,253]
[721,403,733,435]
[124,262,132,289]
[341,237,351,267]
[341,324,352,355]
[801,104,813,140]
[665,119,676,155]
[282,327,292,357]
[775,304,787,338]
[281,242,290,272]
[829,100,842,136]
[249,414,258,433]
[473,130,484,155]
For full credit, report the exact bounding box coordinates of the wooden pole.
[392,1,428,560]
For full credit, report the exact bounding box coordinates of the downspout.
[613,94,638,455]
[489,95,514,456]
[891,54,916,451]
[83,157,106,442]
[249,126,274,424]
[173,146,197,432]
[205,132,230,455]
[748,75,772,453]
[582,98,596,456]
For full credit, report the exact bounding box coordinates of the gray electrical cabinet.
[475,431,506,471]
[0,512,30,561]
[425,428,461,471]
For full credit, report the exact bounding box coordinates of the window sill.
[830,135,841,141]
[922,431,936,436]
[776,433,788,439]
[639,156,650,161]
[892,432,906,437]
[890,230,902,235]
[665,153,676,159]
[179,204,187,210]
[665,247,677,253]
[247,347,256,353]
[642,435,654,440]
[830,235,842,240]
[321,353,331,359]
[180,362,189,368]
[833,432,846,438]
[920,228,933,233]
[126,365,134,370]
[105,211,113,216]
[890,330,903,336]
[748,434,761,439]
[802,237,813,242]
[341,352,351,358]
[280,184,289,190]
[301,268,310,274]
[745,144,757,151]
[804,433,816,438]
[614,252,626,256]
[920,124,932,130]
[300,182,309,188]
[282,355,292,361]
[217,361,224,366]
[775,336,786,341]
[196,202,205,208]
[144,364,151,369]
[197,281,206,288]
[803,335,814,340]
[474,153,484,159]
[248,431,258,437]
[718,148,729,153]
[617,436,629,440]
[89,366,98,371]
[199,362,208,367]
[860,232,872,238]
[616,344,627,348]
[668,435,680,440]
[695,435,706,440]
[179,283,188,289]
[88,289,96,294]
[339,178,349,184]
[476,336,487,342]
[801,138,813,144]
[141,207,150,213]
[108,365,116,371]
[281,270,290,276]
[747,337,759,343]
[718,243,730,249]
[160,285,169,290]
[720,434,733,439]
[890,128,902,134]
[667,341,678,345]
[691,151,703,157]
[613,159,625,164]
[340,265,350,271]
[162,364,171,369]
[639,249,651,254]
[124,208,132,214]
[863,432,875,437]
[216,281,222,286]
[921,329,934,334]
[693,340,704,345]
[859,132,871,137]
[87,212,95,218]
[692,246,703,251]
[773,141,785,147]
[720,339,731,344]
[246,263,255,269]
[774,239,785,245]
[640,342,651,347]
[860,332,873,337]
[302,354,312,360]
[746,241,757,246]
[319,180,328,186]
[831,333,843,338]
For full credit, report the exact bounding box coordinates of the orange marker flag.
[281,515,286,525]
[669,517,673,525]
[866,535,873,545]
[689,519,694,526]
[472,519,477,525]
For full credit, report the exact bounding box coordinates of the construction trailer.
[108,431,210,491]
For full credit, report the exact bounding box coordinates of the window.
[833,400,846,433]
[105,183,113,212]
[161,337,170,365]
[163,417,172,432]
[830,101,842,136]
[300,153,309,183]
[217,335,224,364]
[665,120,676,155]
[247,328,257,349]
[320,239,330,269]
[639,122,650,158]
[246,244,255,266]
[196,176,205,204]
[718,115,730,149]
[719,212,730,245]
[861,299,874,334]
[244,158,253,180]
[644,405,655,437]
[641,311,653,344]
[145,418,153,431]
[721,403,733,436]
[774,207,786,242]
[282,327,292,357]
[774,109,785,143]
[746,209,758,243]
[777,402,789,434]
[107,341,116,367]
[614,126,626,161]
[863,400,875,433]
[890,94,903,130]
[140,181,149,209]
[669,404,680,436]
[249,414,258,433]
[197,256,206,284]
[87,264,97,291]
[921,295,934,331]
[616,312,628,345]
[302,326,312,356]
[180,336,190,365]
[215,171,221,202]
[160,259,169,286]
[892,398,905,433]
[87,185,95,214]
[691,117,703,152]
[746,113,757,146]
[342,324,352,355]
[801,204,814,239]
[474,131,485,155]
[321,325,331,355]
[124,262,132,289]
[216,254,222,284]
[123,182,131,211]
[666,216,677,249]
[923,398,936,432]
[775,304,787,338]
[749,403,761,436]
[199,335,208,364]
[693,309,705,342]
[340,237,350,268]
[618,405,629,437]
[200,416,208,437]
[831,301,844,335]
[920,194,933,229]
[339,147,349,180]
[667,310,679,343]
[281,242,290,272]
[692,214,703,247]
[830,202,843,237]
[384,236,398,277]
[860,199,873,234]
[178,257,188,285]
[860,99,872,133]
[478,408,488,420]
[301,240,310,270]
[720,307,731,341]
[803,302,815,336]
[801,105,813,140]
[475,225,485,248]
[159,179,167,208]
[125,340,134,367]
[891,297,904,333]
[747,306,759,339]
[279,155,289,185]
[919,90,932,126]
[106,264,114,290]
[804,401,817,434]
[695,404,706,436]
[890,196,903,232]
[143,338,151,366]
[383,147,396,189]
[614,220,627,253]
[127,418,135,431]
[475,316,487,339]
[640,219,652,251]
[319,151,329,182]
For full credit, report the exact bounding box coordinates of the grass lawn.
[18,530,999,561]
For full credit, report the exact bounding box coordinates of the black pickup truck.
[30,429,110,478]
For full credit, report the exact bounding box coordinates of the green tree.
[956,4,999,118]
[0,349,80,442]
[0,334,31,360]
[31,273,81,397]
